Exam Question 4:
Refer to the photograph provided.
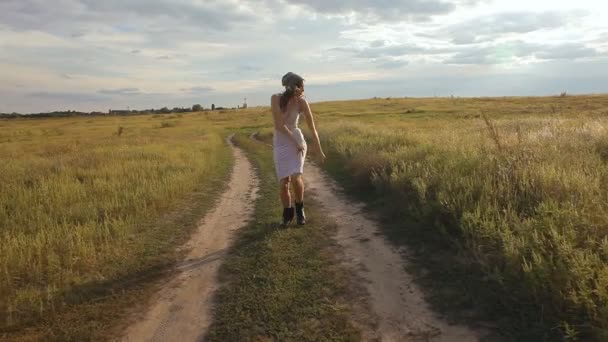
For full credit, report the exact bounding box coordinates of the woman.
[271,72,326,226]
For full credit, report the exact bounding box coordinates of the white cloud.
[0,0,607,113]
[0,28,73,48]
[443,41,600,65]
[98,88,142,95]
[280,0,457,22]
[443,11,586,44]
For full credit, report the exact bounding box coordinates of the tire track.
[122,136,259,342]
[306,163,488,342]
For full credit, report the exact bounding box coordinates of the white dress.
[273,95,307,180]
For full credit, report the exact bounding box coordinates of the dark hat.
[281,72,304,88]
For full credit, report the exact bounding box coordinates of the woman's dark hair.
[280,72,304,112]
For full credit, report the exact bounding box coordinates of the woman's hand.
[318,150,326,163]
[296,143,305,156]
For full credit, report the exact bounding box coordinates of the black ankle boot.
[295,202,305,225]
[282,207,295,226]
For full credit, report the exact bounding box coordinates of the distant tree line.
[0,110,96,119]
[0,103,239,119]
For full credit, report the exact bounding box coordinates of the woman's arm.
[271,95,304,150]
[300,97,326,161]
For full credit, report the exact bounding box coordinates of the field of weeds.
[3,95,608,340]
[0,111,271,339]
[313,95,608,340]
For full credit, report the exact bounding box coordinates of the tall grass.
[0,114,233,335]
[315,96,608,340]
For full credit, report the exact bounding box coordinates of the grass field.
[2,94,608,341]
[310,95,608,340]
[0,111,268,340]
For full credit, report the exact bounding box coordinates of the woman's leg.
[280,176,292,207]
[292,174,304,203]
[280,176,295,225]
[292,174,306,225]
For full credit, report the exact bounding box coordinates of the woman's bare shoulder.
[298,95,309,107]
[271,93,282,104]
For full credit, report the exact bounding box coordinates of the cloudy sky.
[1,0,607,113]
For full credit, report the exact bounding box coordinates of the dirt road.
[123,132,485,342]
[122,137,258,342]
[306,163,486,342]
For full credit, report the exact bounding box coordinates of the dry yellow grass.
[0,110,268,339]
[3,95,608,340]
[312,95,608,340]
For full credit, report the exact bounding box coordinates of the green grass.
[205,134,360,342]
[311,95,608,341]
